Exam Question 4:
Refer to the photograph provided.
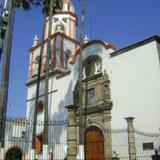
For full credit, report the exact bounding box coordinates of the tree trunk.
[32,17,46,150]
[43,0,54,147]
[0,0,15,148]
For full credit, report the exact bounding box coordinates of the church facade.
[1,0,160,160]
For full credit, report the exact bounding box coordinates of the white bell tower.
[44,0,77,40]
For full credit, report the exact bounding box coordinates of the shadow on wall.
[48,80,74,159]
[25,81,45,153]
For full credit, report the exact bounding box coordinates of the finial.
[62,0,75,12]
[82,35,90,44]
[33,35,39,47]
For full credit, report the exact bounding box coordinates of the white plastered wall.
[108,41,160,132]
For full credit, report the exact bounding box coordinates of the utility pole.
[78,0,85,159]
[31,20,46,159]
[43,0,54,158]
[0,0,14,150]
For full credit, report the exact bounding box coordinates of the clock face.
[87,88,95,105]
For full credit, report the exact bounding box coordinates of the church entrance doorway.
[5,147,22,160]
[85,126,104,160]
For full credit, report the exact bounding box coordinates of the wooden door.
[35,135,42,154]
[85,126,104,160]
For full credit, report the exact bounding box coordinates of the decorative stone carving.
[73,65,113,160]
[125,117,137,160]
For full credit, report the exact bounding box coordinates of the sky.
[0,0,160,118]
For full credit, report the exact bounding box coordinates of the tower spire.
[62,0,75,13]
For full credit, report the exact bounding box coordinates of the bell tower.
[28,0,79,80]
[43,0,77,40]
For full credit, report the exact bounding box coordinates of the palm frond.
[42,0,63,16]
[13,0,41,10]
[21,0,31,10]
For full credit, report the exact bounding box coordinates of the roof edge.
[111,35,160,57]
[29,32,79,52]
[70,40,116,64]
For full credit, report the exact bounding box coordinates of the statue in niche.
[102,70,111,103]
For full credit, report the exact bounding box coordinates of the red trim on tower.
[52,37,56,69]
[41,43,45,74]
[29,51,34,79]
[30,32,79,52]
[60,37,64,69]
[44,19,48,41]
[41,20,47,74]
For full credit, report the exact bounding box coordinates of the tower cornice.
[51,11,78,25]
[29,32,79,52]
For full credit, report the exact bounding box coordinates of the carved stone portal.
[73,66,113,160]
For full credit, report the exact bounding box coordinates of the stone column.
[66,105,78,160]
[104,110,112,160]
[125,117,137,160]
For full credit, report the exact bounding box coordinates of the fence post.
[0,147,4,160]
[103,111,113,160]
[125,117,137,160]
[66,105,78,160]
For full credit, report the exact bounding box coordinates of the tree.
[0,0,37,148]
[30,0,63,156]
[42,0,63,153]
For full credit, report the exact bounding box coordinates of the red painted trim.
[70,40,117,64]
[60,37,64,69]
[44,19,48,41]
[52,36,56,69]
[29,51,34,79]
[30,32,79,52]
[41,20,47,73]
[41,44,45,74]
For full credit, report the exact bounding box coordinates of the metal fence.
[0,118,159,160]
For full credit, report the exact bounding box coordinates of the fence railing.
[0,118,159,160]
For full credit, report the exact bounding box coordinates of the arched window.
[37,101,44,113]
[83,55,102,78]
[65,49,71,69]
